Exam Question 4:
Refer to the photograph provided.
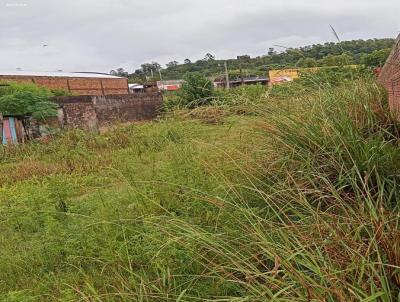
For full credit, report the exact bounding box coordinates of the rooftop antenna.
[224,61,230,90]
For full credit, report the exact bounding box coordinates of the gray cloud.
[0,0,399,73]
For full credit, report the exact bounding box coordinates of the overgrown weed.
[0,77,399,301]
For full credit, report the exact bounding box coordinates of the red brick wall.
[0,75,128,96]
[378,35,400,116]
[34,77,69,90]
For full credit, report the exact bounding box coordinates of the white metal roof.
[0,71,125,79]
[129,83,144,89]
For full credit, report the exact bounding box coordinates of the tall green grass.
[156,79,400,301]
[0,78,399,301]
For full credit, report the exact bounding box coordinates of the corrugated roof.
[129,83,144,89]
[157,80,184,85]
[0,71,125,79]
[214,76,269,84]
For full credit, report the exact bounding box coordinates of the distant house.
[214,76,269,88]
[157,80,184,91]
[0,71,129,96]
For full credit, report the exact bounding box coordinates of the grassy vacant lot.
[0,80,399,301]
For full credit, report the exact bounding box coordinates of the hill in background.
[110,38,395,83]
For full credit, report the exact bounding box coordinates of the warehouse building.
[0,71,129,96]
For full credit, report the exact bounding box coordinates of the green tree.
[320,53,354,66]
[141,62,161,75]
[237,55,251,62]
[0,82,57,120]
[130,38,395,81]
[268,48,276,56]
[116,68,129,77]
[297,58,318,68]
[110,68,128,77]
[166,61,179,68]
[178,73,214,108]
[361,48,391,67]
[204,53,215,61]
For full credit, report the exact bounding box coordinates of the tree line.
[110,38,395,83]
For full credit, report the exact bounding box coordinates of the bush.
[177,72,214,108]
[0,82,58,120]
[320,53,354,66]
[296,57,318,67]
[161,93,182,111]
[362,48,392,67]
[50,88,72,97]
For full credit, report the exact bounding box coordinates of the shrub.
[296,57,318,67]
[177,72,214,108]
[320,53,354,66]
[161,93,182,112]
[0,82,58,120]
[361,48,392,67]
[50,88,72,97]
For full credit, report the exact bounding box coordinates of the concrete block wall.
[378,35,400,115]
[53,93,163,130]
[56,97,98,131]
[93,93,163,126]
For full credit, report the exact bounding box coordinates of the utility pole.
[151,69,154,79]
[158,68,163,81]
[239,61,244,86]
[224,61,230,90]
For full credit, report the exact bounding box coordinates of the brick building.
[378,35,400,115]
[0,71,129,96]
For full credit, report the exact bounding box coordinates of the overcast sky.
[0,0,399,73]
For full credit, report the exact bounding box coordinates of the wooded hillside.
[111,38,395,83]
